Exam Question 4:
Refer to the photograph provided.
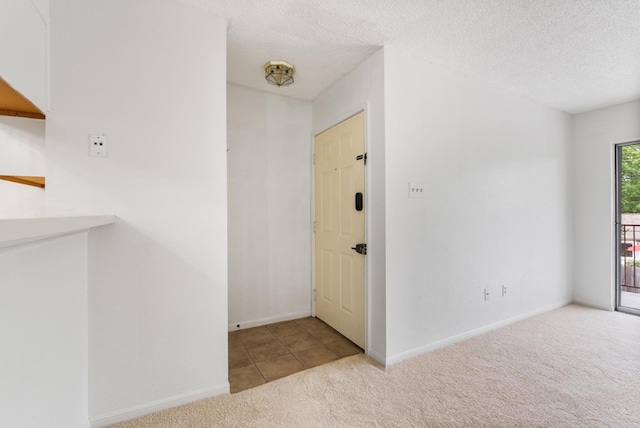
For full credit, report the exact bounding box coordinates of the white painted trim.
[228,310,312,331]
[310,127,316,319]
[362,101,372,360]
[89,383,229,428]
[612,137,640,146]
[385,300,573,366]
[612,143,617,311]
[611,141,619,312]
[611,138,640,312]
[367,348,386,367]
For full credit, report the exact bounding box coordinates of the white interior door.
[314,111,365,348]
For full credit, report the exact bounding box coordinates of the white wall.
[383,47,573,362]
[0,116,46,218]
[0,233,88,428]
[227,84,312,329]
[312,48,387,363]
[0,0,47,111]
[47,0,228,425]
[573,100,640,309]
[31,0,50,25]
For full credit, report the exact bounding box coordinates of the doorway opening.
[228,317,362,393]
[616,141,640,315]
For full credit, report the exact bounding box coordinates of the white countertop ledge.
[0,215,116,249]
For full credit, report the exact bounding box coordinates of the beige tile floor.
[228,317,363,393]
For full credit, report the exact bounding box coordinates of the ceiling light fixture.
[264,60,295,87]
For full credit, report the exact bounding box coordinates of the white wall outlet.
[409,182,425,199]
[502,285,507,296]
[484,288,490,301]
[90,134,108,157]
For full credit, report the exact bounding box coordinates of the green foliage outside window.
[621,145,640,213]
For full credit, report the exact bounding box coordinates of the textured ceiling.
[179,0,640,114]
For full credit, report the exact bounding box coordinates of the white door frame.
[614,138,640,316]
[311,103,370,354]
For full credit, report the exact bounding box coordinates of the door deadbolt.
[351,243,367,255]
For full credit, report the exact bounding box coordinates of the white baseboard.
[367,348,386,367]
[572,298,613,311]
[89,383,229,428]
[228,310,312,331]
[385,300,573,366]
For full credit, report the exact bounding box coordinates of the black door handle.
[351,243,367,255]
[355,192,363,211]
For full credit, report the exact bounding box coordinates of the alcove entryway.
[228,317,362,393]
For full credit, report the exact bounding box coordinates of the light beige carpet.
[115,304,640,427]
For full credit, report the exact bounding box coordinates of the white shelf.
[0,215,116,249]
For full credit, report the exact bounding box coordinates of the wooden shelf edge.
[0,176,45,188]
[0,109,45,120]
[0,77,46,120]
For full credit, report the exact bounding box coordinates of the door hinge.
[356,152,367,165]
[313,221,316,233]
[313,288,316,301]
[313,153,316,165]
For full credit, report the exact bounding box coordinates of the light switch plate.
[409,182,425,199]
[90,134,107,157]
